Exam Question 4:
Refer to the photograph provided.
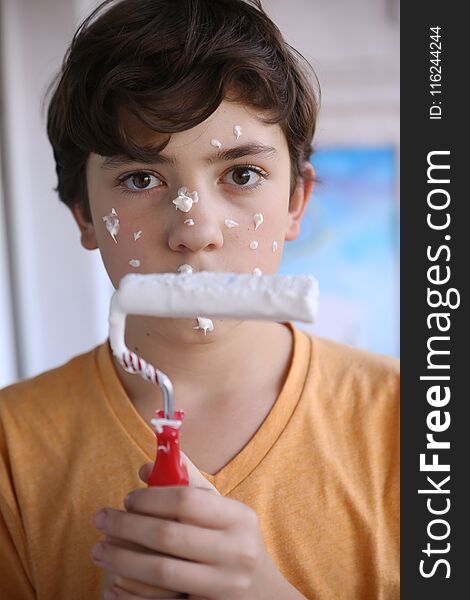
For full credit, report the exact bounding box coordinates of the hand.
[97,452,214,599]
[99,452,217,599]
[91,453,284,599]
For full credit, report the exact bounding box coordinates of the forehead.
[119,100,287,154]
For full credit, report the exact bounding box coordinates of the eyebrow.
[100,143,277,169]
[206,143,277,164]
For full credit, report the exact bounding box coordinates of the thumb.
[139,453,219,495]
[139,462,153,484]
[180,450,220,495]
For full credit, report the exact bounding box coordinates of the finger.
[110,592,187,600]
[100,509,229,564]
[180,452,219,494]
[125,486,244,529]
[139,454,219,495]
[103,569,182,598]
[113,575,186,598]
[139,463,153,484]
[105,534,151,554]
[94,541,218,597]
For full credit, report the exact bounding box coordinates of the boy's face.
[75,101,312,341]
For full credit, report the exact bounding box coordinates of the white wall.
[0,0,112,387]
[0,134,18,386]
[265,0,399,147]
[0,0,399,387]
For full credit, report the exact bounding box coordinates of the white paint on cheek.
[177,264,194,274]
[211,138,222,149]
[272,241,278,253]
[249,241,259,250]
[102,208,120,243]
[193,317,214,335]
[172,187,199,212]
[133,230,143,241]
[129,259,141,268]
[253,267,262,276]
[233,125,242,139]
[225,218,239,228]
[184,219,195,226]
[253,213,264,231]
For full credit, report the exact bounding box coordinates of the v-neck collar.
[95,324,312,496]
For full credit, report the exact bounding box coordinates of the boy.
[0,1,399,599]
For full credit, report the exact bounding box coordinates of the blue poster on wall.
[280,147,399,357]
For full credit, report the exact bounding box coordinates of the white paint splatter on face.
[102,208,120,243]
[211,138,222,149]
[253,268,262,276]
[129,259,141,268]
[253,213,264,231]
[249,241,259,250]
[184,219,195,226]
[193,317,214,335]
[225,218,239,228]
[233,125,242,139]
[133,230,143,241]
[177,264,194,274]
[172,187,199,212]
[272,241,278,253]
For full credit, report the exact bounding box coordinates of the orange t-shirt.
[0,326,399,599]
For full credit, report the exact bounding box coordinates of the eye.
[221,166,266,188]
[121,172,163,191]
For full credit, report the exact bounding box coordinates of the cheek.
[92,206,155,284]
[222,199,286,274]
[97,241,136,287]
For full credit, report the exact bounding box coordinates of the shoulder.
[0,344,105,414]
[299,333,399,489]
[309,331,399,370]
[297,330,399,415]
[310,333,399,387]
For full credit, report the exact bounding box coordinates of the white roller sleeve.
[109,271,319,360]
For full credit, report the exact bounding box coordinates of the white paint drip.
[253,213,264,231]
[253,268,262,276]
[225,218,239,229]
[272,241,278,253]
[129,259,141,268]
[150,417,182,435]
[211,138,222,149]
[184,219,195,226]
[172,186,199,212]
[157,443,170,454]
[133,230,143,241]
[233,125,242,139]
[102,208,120,243]
[249,241,259,250]
[177,264,194,274]
[193,317,214,335]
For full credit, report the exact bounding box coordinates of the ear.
[70,204,98,250]
[285,163,315,241]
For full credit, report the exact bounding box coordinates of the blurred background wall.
[0,0,399,388]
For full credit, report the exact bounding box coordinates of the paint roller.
[110,271,317,422]
[104,271,319,597]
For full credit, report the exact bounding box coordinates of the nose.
[167,192,224,253]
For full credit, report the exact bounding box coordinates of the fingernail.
[91,541,105,561]
[104,588,119,600]
[124,492,133,509]
[93,509,108,531]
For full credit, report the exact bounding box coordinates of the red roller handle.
[148,410,189,487]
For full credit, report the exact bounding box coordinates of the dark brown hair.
[46,0,320,219]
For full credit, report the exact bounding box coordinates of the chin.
[154,317,241,345]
